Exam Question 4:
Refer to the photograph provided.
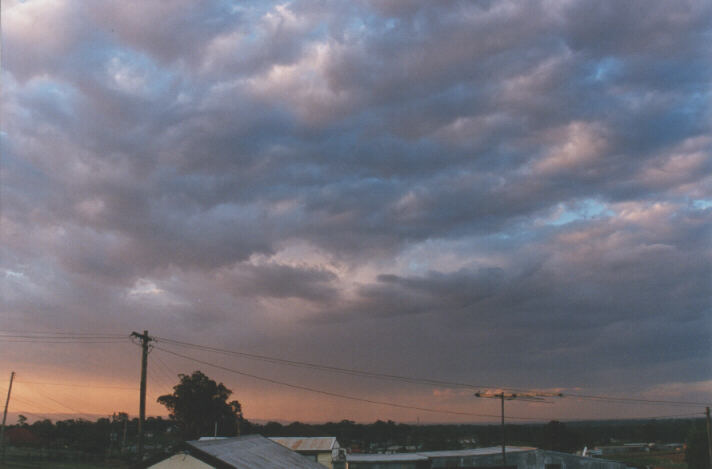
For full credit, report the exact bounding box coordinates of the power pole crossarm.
[131,331,153,461]
[474,390,557,467]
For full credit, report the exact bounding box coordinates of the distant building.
[659,443,684,452]
[346,452,430,469]
[345,446,627,469]
[269,437,342,469]
[591,444,653,456]
[144,434,327,469]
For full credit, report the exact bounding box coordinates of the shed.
[145,434,327,469]
[270,437,341,469]
[344,447,627,469]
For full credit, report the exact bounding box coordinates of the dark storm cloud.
[218,262,339,302]
[1,0,710,416]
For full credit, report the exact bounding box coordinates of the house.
[269,437,342,469]
[345,446,628,469]
[144,434,327,469]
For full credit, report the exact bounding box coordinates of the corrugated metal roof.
[188,434,327,469]
[269,436,338,452]
[346,447,534,462]
[347,453,429,462]
[419,446,536,458]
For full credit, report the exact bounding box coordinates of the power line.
[0,332,129,345]
[12,393,74,417]
[633,411,704,420]
[0,332,127,340]
[154,336,527,390]
[563,392,712,407]
[147,355,174,395]
[14,380,137,390]
[146,367,169,405]
[0,339,128,344]
[20,383,98,420]
[154,345,540,421]
[0,330,126,337]
[153,336,712,408]
[5,396,56,421]
[151,353,178,390]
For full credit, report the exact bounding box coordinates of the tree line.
[3,370,708,468]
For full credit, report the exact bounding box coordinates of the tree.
[157,370,243,440]
[685,423,710,469]
[540,420,581,452]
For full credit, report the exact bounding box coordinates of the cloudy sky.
[1,0,711,424]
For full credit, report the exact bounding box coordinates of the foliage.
[2,379,704,466]
[157,370,244,440]
[686,422,710,469]
[539,420,582,452]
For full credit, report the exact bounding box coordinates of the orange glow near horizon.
[2,343,709,426]
[4,369,708,426]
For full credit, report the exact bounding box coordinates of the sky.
[1,0,711,425]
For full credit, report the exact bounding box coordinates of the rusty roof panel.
[269,437,338,452]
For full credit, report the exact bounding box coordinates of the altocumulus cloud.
[0,0,710,420]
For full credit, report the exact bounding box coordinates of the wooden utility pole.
[475,390,558,468]
[1,371,16,464]
[131,331,153,461]
[500,393,506,466]
[122,417,128,453]
[706,407,712,469]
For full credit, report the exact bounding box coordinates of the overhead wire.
[11,393,70,416]
[0,333,126,339]
[14,380,137,390]
[146,364,170,406]
[0,330,126,336]
[7,395,57,421]
[21,382,100,420]
[0,332,130,345]
[153,336,711,409]
[0,339,129,344]
[5,331,708,422]
[150,352,179,391]
[147,355,175,397]
[632,411,705,420]
[154,344,541,421]
[562,392,711,407]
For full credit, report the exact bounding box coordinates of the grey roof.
[188,434,327,469]
[269,437,338,452]
[419,446,536,458]
[347,453,429,462]
[346,446,535,463]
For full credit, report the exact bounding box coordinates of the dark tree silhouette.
[685,423,710,469]
[157,370,243,440]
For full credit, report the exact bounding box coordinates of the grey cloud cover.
[1,0,710,420]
